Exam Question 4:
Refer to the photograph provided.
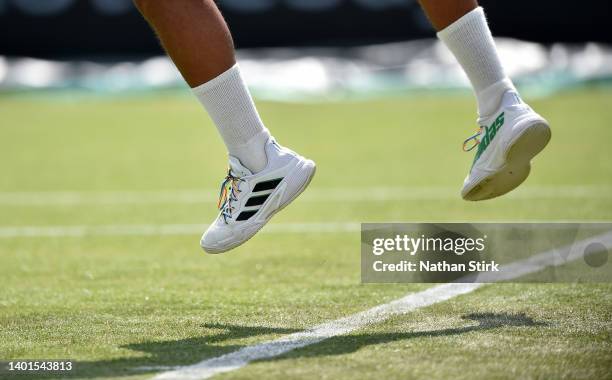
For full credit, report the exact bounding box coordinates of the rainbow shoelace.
[463,127,484,152]
[217,170,243,223]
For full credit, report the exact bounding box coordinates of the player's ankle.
[476,78,517,120]
[192,64,271,174]
[228,129,270,174]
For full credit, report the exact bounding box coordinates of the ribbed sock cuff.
[192,63,266,147]
[193,63,269,173]
[437,7,508,93]
[437,7,518,118]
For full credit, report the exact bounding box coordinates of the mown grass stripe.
[0,185,610,206]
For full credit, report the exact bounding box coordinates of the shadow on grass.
[11,313,546,379]
[5,323,301,380]
[273,312,548,360]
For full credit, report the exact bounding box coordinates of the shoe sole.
[462,120,551,201]
[204,159,317,254]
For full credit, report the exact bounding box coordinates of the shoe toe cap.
[200,224,235,253]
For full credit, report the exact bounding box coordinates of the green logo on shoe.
[473,112,505,165]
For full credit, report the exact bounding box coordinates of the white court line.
[151,230,612,380]
[0,222,361,238]
[0,185,610,206]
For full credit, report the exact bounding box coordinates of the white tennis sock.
[193,63,270,173]
[437,7,517,119]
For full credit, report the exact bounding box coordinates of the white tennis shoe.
[201,138,316,253]
[461,91,551,201]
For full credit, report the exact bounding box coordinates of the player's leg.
[418,0,551,201]
[133,0,269,172]
[133,0,316,253]
[133,0,234,87]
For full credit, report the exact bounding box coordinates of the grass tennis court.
[1,89,611,379]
